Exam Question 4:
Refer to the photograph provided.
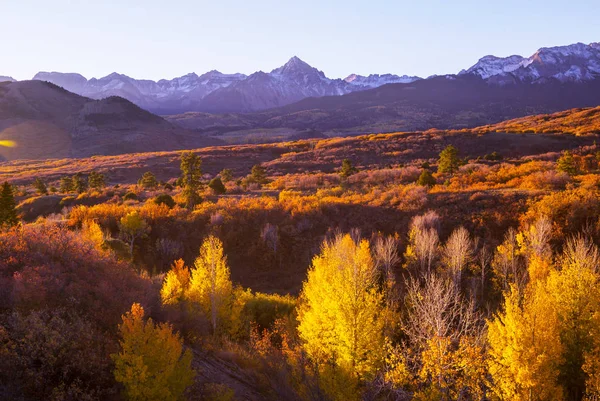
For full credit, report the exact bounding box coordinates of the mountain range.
[7,42,597,115]
[2,41,600,161]
[26,57,420,114]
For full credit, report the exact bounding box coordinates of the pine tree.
[186,235,233,333]
[0,181,18,228]
[249,164,267,185]
[111,303,194,401]
[557,151,578,176]
[438,145,460,174]
[208,177,226,195]
[72,173,88,194]
[297,234,386,380]
[417,169,436,187]
[139,171,158,189]
[340,159,358,178]
[88,171,106,190]
[33,178,48,195]
[220,168,233,183]
[180,152,202,209]
[60,176,74,193]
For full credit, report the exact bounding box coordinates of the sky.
[2,0,599,81]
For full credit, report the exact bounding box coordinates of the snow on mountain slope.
[27,41,600,114]
[0,76,16,83]
[344,73,421,88]
[462,42,600,83]
[32,70,247,113]
[460,55,527,79]
[29,56,418,113]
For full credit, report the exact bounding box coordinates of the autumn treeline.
[3,146,600,400]
[108,210,600,401]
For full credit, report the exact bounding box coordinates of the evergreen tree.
[340,159,358,178]
[0,181,18,228]
[60,176,74,193]
[33,178,48,195]
[180,152,203,209]
[72,173,88,194]
[219,168,233,183]
[139,171,158,189]
[249,164,267,185]
[417,169,436,187]
[88,171,106,190]
[557,151,578,176]
[208,177,226,195]
[438,145,460,174]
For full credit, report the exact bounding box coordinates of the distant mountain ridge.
[27,56,422,114]
[461,42,600,84]
[3,41,596,114]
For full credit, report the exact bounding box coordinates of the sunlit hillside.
[3,109,600,399]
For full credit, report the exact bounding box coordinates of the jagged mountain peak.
[271,56,325,78]
[463,42,600,83]
[344,73,421,87]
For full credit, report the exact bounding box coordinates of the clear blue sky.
[2,0,598,81]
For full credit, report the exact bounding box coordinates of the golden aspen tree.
[492,228,524,291]
[487,283,564,401]
[112,303,194,401]
[404,212,440,275]
[546,235,600,401]
[187,235,233,333]
[297,234,386,382]
[82,219,105,250]
[161,259,191,306]
[583,312,600,399]
[518,216,553,283]
[404,275,485,400]
[441,226,474,288]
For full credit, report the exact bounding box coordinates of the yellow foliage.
[487,284,564,401]
[546,242,600,398]
[160,259,191,306]
[111,303,194,401]
[297,234,386,381]
[81,219,104,250]
[187,235,233,334]
[416,336,487,400]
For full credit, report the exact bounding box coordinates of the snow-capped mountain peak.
[270,56,326,79]
[344,73,421,88]
[462,42,600,83]
[460,55,527,79]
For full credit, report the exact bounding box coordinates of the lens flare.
[0,140,16,148]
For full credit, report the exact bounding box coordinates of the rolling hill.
[473,105,600,135]
[0,80,218,161]
[166,75,600,139]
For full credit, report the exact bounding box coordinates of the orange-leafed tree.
[112,303,194,401]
